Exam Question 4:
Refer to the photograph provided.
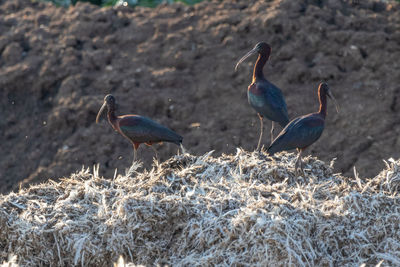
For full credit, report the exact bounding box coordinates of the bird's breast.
[248,90,266,108]
[248,83,263,96]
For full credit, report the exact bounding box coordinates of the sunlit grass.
[2,150,400,265]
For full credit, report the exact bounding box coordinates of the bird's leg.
[300,158,304,173]
[270,121,275,143]
[133,148,138,165]
[180,143,186,154]
[132,143,140,165]
[256,114,264,152]
[151,145,159,161]
[295,149,304,175]
[294,150,300,173]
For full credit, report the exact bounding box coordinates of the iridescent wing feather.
[118,115,182,145]
[267,114,324,155]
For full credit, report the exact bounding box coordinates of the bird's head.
[104,94,116,106]
[319,83,339,113]
[235,42,271,71]
[254,42,271,55]
[96,94,116,123]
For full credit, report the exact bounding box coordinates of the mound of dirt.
[0,0,400,192]
[1,150,400,266]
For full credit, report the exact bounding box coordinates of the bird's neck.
[252,53,267,82]
[318,91,327,118]
[107,108,119,129]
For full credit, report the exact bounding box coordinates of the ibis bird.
[96,94,183,164]
[235,42,289,151]
[267,83,339,173]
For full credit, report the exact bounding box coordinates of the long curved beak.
[235,48,257,71]
[96,102,107,123]
[327,91,339,113]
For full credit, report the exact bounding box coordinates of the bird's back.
[117,115,182,145]
[248,79,289,127]
[267,113,324,155]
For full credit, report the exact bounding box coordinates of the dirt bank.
[0,0,399,192]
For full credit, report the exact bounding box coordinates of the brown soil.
[0,0,399,193]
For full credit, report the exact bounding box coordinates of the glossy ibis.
[96,94,183,164]
[235,42,289,151]
[267,83,339,173]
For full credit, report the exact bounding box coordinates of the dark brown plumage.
[267,83,339,173]
[96,94,183,163]
[235,42,289,151]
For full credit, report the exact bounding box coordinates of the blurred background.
[0,0,399,193]
[48,0,203,8]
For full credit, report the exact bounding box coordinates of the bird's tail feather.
[171,137,183,146]
[267,142,283,156]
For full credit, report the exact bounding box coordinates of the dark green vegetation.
[43,0,204,7]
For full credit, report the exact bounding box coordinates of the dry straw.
[1,149,400,266]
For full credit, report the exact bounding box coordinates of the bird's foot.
[294,159,305,176]
[255,148,273,162]
[255,148,264,160]
[295,168,305,177]
[256,149,264,158]
[256,144,265,153]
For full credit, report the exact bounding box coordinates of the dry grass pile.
[1,150,400,266]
